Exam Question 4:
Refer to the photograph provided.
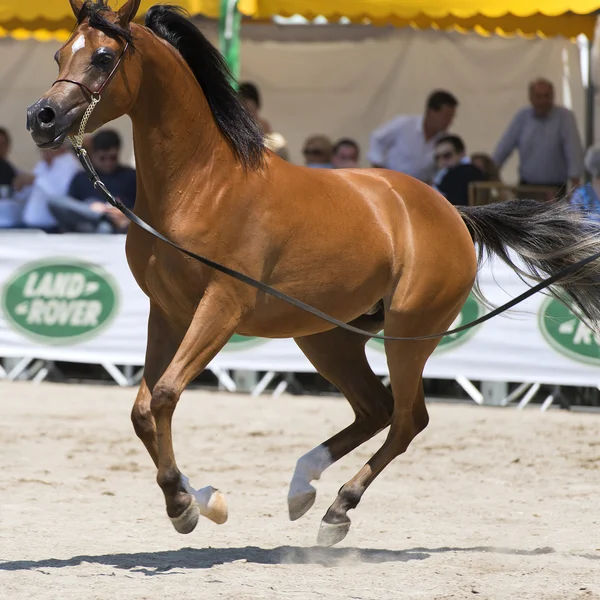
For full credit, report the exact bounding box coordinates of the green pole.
[219,0,242,89]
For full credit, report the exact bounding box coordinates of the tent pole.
[586,36,594,153]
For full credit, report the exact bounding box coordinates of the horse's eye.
[92,50,115,69]
[53,51,59,64]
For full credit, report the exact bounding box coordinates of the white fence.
[0,232,599,408]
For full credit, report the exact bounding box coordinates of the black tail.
[459,198,600,330]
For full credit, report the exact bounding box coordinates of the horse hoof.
[288,488,316,521]
[198,487,228,525]
[170,496,200,534]
[317,519,351,547]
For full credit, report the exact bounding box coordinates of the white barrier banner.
[0,232,599,387]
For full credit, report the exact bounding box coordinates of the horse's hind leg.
[289,313,393,521]
[316,304,465,547]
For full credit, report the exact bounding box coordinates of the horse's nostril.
[37,106,56,125]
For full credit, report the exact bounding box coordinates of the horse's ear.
[68,0,85,18]
[116,0,142,24]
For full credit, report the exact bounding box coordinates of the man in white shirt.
[15,147,82,232]
[367,90,458,183]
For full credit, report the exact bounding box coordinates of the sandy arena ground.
[1,380,600,599]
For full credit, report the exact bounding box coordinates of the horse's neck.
[128,35,232,217]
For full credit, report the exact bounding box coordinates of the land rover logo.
[539,296,600,366]
[224,333,268,351]
[368,294,484,353]
[2,259,119,344]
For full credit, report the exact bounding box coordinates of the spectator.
[432,135,486,206]
[367,90,458,183]
[49,129,135,233]
[332,138,360,169]
[302,135,334,168]
[471,153,502,182]
[17,147,82,233]
[569,144,600,222]
[0,154,19,229]
[238,81,272,134]
[0,128,12,164]
[492,78,583,195]
[0,158,15,188]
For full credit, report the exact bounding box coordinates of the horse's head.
[27,0,141,148]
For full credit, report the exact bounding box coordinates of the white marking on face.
[71,35,86,55]
[289,444,333,498]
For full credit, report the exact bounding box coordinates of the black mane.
[145,5,265,170]
[78,1,134,45]
[78,2,265,170]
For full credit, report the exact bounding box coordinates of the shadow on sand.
[0,544,574,575]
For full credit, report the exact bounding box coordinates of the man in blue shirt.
[48,129,135,233]
[492,78,583,195]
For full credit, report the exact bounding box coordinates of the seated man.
[432,134,486,206]
[18,147,82,232]
[49,129,136,233]
[0,156,19,229]
[0,157,15,187]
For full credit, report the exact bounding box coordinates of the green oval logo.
[2,259,120,345]
[223,333,268,351]
[539,296,600,365]
[368,294,484,354]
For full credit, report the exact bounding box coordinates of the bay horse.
[27,0,600,547]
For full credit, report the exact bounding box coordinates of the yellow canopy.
[0,0,598,41]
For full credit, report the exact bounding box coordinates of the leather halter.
[52,41,129,100]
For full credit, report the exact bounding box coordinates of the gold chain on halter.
[68,92,101,151]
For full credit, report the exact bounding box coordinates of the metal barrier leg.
[517,382,541,409]
[102,363,130,387]
[32,365,50,384]
[540,385,570,412]
[210,367,237,392]
[500,382,532,407]
[7,357,34,381]
[540,394,554,412]
[481,381,508,406]
[251,371,276,397]
[455,376,483,405]
[272,380,288,398]
[233,370,259,393]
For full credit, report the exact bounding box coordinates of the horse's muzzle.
[26,98,76,149]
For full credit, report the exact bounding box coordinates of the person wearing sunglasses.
[48,129,136,233]
[302,135,334,169]
[432,134,486,206]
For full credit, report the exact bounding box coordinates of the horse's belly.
[237,264,391,338]
[140,254,204,329]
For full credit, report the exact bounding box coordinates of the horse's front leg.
[151,284,242,534]
[131,303,182,469]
